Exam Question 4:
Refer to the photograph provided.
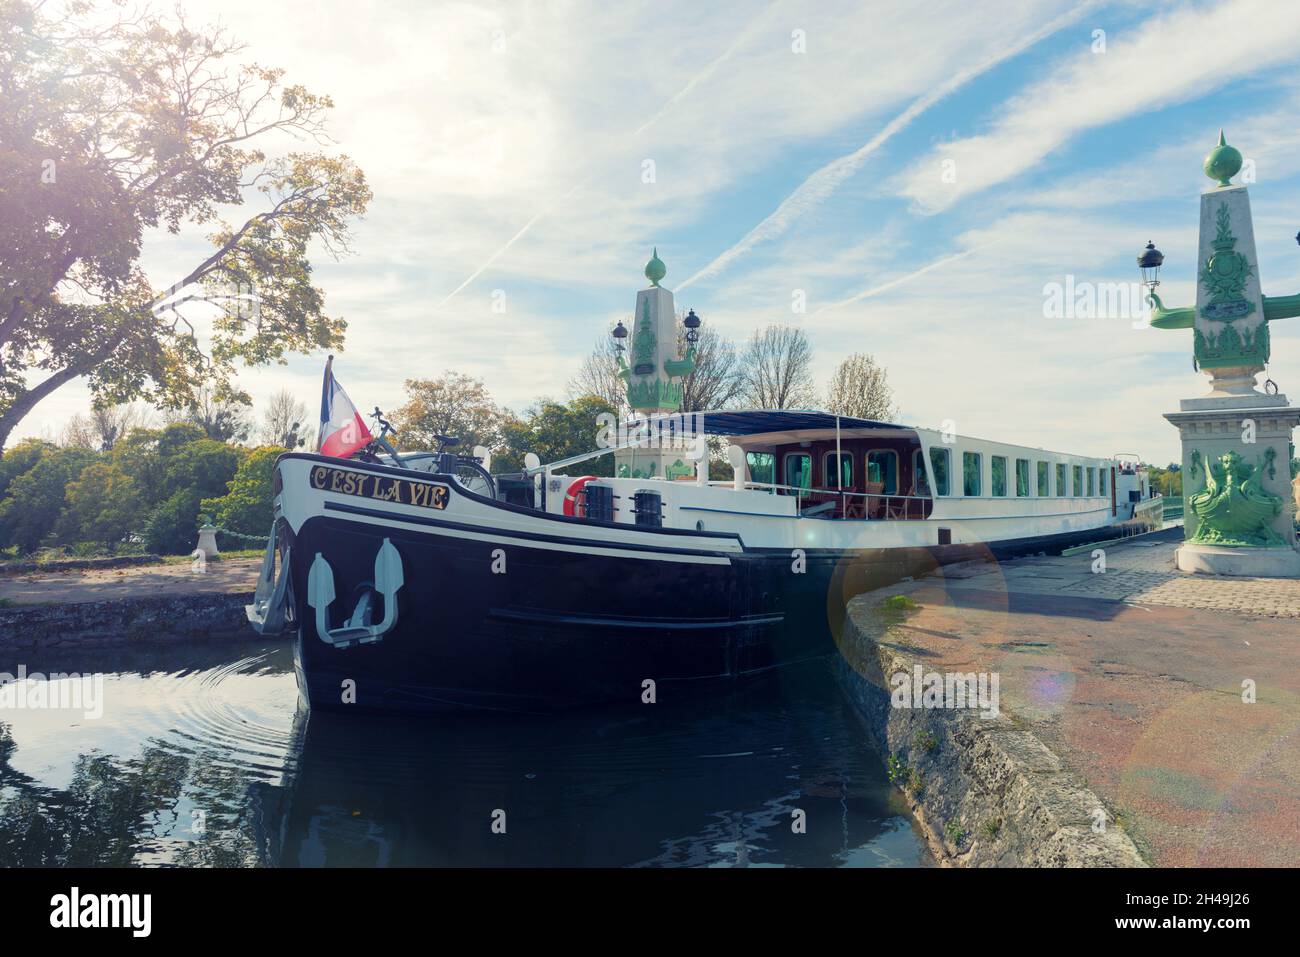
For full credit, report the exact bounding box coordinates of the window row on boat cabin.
[735,428,1120,502]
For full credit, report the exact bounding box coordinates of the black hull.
[289,505,1119,714]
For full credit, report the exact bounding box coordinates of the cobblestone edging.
[837,587,1148,868]
[0,554,164,577]
[0,593,254,649]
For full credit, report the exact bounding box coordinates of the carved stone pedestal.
[1164,394,1300,578]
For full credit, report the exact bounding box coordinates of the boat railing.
[706,479,933,520]
[524,437,684,477]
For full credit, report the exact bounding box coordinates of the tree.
[60,413,98,449]
[115,421,208,504]
[0,445,96,552]
[55,459,141,547]
[140,438,242,553]
[679,325,742,413]
[738,325,817,409]
[90,403,151,450]
[83,423,242,553]
[0,1,372,451]
[61,403,151,450]
[260,388,308,448]
[169,385,251,442]
[391,373,504,452]
[201,445,282,537]
[0,419,260,554]
[497,396,618,475]
[0,437,49,501]
[568,331,630,415]
[1147,462,1183,498]
[825,352,898,421]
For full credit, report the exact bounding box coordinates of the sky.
[17,0,1300,466]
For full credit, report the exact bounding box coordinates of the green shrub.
[0,446,97,553]
[886,754,906,784]
[142,489,204,555]
[905,767,924,796]
[201,446,283,537]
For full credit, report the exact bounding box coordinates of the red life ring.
[563,476,599,517]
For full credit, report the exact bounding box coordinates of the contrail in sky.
[677,3,1098,291]
[438,9,777,309]
[436,183,582,309]
[810,242,997,318]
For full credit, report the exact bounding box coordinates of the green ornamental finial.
[1203,129,1243,187]
[645,247,666,286]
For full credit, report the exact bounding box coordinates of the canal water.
[0,640,931,867]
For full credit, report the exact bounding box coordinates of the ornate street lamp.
[683,307,701,344]
[1137,240,1164,290]
[611,319,628,352]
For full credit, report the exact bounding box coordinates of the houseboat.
[247,408,1161,713]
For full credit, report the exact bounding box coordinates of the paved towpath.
[873,529,1300,866]
[963,529,1300,618]
[0,558,262,606]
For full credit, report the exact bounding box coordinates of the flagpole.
[317,355,333,452]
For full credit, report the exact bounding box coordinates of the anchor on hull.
[306,538,405,648]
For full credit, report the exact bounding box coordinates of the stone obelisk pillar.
[1160,134,1300,576]
[613,250,698,480]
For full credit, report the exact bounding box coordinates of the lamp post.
[1137,240,1164,291]
[683,308,701,344]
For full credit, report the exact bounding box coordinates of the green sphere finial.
[1203,129,1243,187]
[645,247,666,286]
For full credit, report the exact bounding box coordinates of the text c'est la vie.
[310,466,448,509]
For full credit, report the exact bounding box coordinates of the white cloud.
[897,0,1300,214]
[12,0,1300,473]
[679,0,1097,289]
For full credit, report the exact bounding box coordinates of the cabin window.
[991,456,1008,497]
[963,451,982,497]
[1036,461,1049,497]
[912,448,930,496]
[1087,467,1096,496]
[1056,463,1067,497]
[1100,468,1108,495]
[746,451,775,487]
[929,448,951,496]
[1072,465,1083,497]
[783,453,811,496]
[867,450,898,495]
[1015,458,1030,497]
[824,452,853,489]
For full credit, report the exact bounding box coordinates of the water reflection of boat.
[252,662,928,867]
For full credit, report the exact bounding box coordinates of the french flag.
[317,355,373,458]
